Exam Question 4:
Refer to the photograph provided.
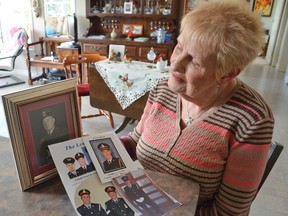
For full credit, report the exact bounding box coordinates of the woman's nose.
[171,53,186,72]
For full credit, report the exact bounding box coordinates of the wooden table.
[0,135,199,215]
[89,66,149,133]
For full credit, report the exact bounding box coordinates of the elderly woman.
[121,0,274,215]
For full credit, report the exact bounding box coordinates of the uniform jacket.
[77,203,107,216]
[105,198,134,216]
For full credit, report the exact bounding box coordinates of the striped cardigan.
[121,79,274,215]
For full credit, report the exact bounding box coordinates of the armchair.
[0,27,28,71]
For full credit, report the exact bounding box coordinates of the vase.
[110,28,117,39]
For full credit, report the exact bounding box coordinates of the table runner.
[95,60,170,109]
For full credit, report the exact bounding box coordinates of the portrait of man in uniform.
[104,186,134,216]
[97,143,125,173]
[75,152,95,176]
[38,108,69,166]
[76,189,107,216]
[121,175,163,215]
[63,156,79,179]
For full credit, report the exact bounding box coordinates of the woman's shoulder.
[148,79,178,110]
[231,81,273,120]
[149,79,177,100]
[151,78,175,95]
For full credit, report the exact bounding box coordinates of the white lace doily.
[95,60,170,109]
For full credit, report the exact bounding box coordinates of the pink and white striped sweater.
[121,79,274,215]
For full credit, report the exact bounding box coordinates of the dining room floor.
[0,58,287,215]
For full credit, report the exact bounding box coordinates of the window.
[44,0,75,37]
[44,0,75,18]
[0,0,31,49]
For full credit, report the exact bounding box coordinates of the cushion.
[77,84,90,96]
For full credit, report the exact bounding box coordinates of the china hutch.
[79,0,186,62]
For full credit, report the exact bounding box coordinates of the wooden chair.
[63,53,114,128]
[258,142,284,191]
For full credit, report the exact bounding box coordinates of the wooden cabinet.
[83,43,108,56]
[57,46,80,62]
[80,0,185,62]
[42,37,71,56]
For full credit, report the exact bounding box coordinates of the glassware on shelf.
[117,0,124,13]
[103,0,112,13]
[147,47,157,64]
[144,0,153,14]
[162,0,172,15]
[154,0,160,14]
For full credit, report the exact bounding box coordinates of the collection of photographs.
[2,63,181,216]
[49,131,181,216]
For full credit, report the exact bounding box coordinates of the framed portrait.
[124,2,133,14]
[253,0,274,17]
[89,137,126,174]
[2,79,82,190]
[122,24,143,35]
[83,131,135,184]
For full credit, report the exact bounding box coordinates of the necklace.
[185,101,214,125]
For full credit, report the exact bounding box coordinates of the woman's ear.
[218,67,242,84]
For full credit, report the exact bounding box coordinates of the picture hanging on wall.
[253,0,274,17]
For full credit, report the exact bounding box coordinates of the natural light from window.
[0,0,31,49]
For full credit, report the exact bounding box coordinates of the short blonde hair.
[181,0,265,79]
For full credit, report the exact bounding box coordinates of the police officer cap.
[98,143,110,151]
[75,152,84,160]
[105,186,116,193]
[121,175,129,182]
[78,189,90,197]
[42,109,54,120]
[63,157,75,164]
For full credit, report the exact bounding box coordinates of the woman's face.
[168,33,218,101]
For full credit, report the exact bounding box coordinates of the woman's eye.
[190,61,202,71]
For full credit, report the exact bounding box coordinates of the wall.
[76,1,90,37]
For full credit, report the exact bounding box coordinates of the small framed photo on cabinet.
[124,2,133,14]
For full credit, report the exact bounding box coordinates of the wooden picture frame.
[124,2,133,14]
[253,0,274,17]
[2,79,82,190]
[122,24,143,35]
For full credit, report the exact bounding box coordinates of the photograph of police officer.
[104,186,134,216]
[63,156,79,179]
[77,189,107,216]
[29,103,70,167]
[75,151,95,176]
[90,138,126,174]
[97,143,125,173]
[121,175,163,215]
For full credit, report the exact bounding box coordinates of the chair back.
[63,53,107,84]
[0,27,28,71]
[258,142,283,191]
